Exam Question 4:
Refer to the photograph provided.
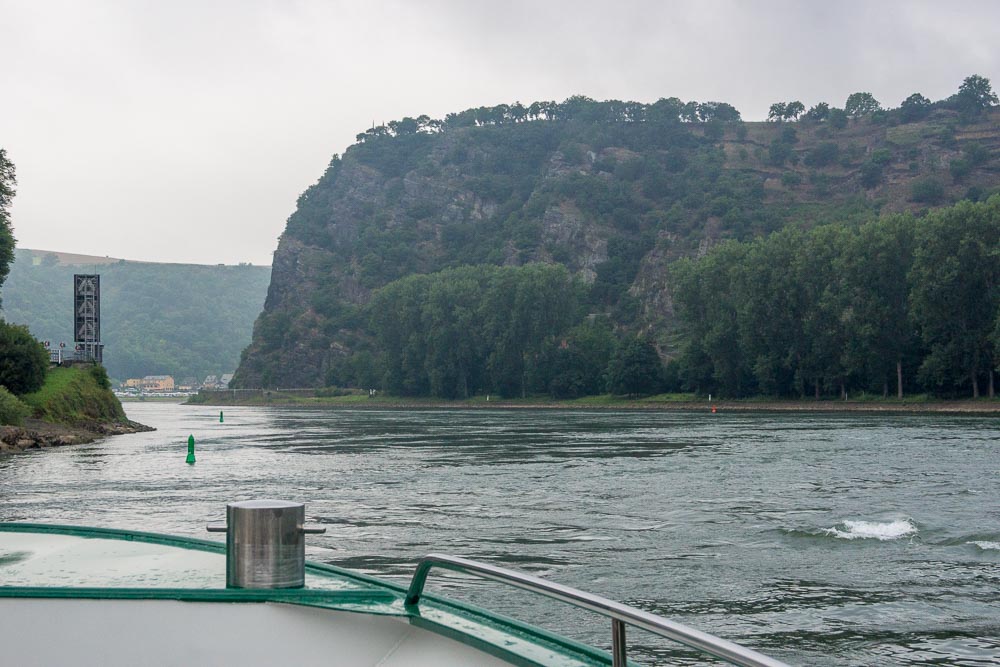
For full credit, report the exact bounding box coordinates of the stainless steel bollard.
[207,500,325,589]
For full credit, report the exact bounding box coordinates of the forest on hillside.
[1,251,271,383]
[234,75,1000,397]
[672,196,1000,399]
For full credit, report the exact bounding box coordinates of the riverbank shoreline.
[0,418,153,454]
[189,394,1000,414]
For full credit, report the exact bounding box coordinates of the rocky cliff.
[233,99,1000,389]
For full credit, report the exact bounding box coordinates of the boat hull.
[0,598,515,667]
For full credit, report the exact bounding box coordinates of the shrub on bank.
[0,385,31,425]
[0,321,49,395]
[88,364,111,390]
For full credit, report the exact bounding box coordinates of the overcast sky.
[1,0,997,265]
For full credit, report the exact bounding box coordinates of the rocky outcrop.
[0,419,153,454]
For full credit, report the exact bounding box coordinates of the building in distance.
[122,375,175,392]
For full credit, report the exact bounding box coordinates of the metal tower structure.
[73,274,103,363]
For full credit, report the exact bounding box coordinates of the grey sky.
[2,0,997,265]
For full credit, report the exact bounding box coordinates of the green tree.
[697,101,741,123]
[899,93,931,122]
[422,270,487,398]
[784,101,805,121]
[795,226,853,399]
[828,108,848,129]
[536,319,615,398]
[859,160,884,189]
[768,138,793,166]
[672,241,752,396]
[803,103,830,122]
[0,321,48,395]
[370,273,433,396]
[606,338,663,397]
[838,215,917,397]
[484,264,581,398]
[804,142,840,167]
[910,197,1000,397]
[737,229,809,396]
[767,102,787,122]
[845,92,882,117]
[0,149,16,300]
[954,74,998,113]
[910,177,945,204]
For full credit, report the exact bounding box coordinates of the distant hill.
[0,249,271,383]
[232,88,1000,392]
[15,249,127,266]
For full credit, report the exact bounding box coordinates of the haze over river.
[2,403,999,665]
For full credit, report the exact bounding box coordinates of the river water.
[2,402,999,665]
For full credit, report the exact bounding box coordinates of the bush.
[88,364,112,390]
[859,161,883,189]
[0,321,49,395]
[804,142,839,167]
[950,159,971,182]
[0,386,31,425]
[768,139,792,166]
[314,387,351,398]
[828,108,848,129]
[870,149,893,165]
[781,172,803,187]
[910,178,946,204]
[964,142,990,166]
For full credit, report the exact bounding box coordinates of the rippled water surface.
[3,403,1000,665]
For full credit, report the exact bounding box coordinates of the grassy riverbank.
[22,366,127,426]
[188,389,1000,414]
[0,367,152,454]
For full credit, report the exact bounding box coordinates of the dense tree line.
[357,75,994,148]
[355,95,742,144]
[671,196,1000,399]
[767,74,997,127]
[331,263,666,399]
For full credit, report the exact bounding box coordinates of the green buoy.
[186,434,196,464]
[219,411,224,423]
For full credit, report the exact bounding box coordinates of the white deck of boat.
[1,597,514,667]
[0,531,517,666]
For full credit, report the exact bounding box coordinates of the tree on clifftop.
[899,93,932,122]
[955,74,998,114]
[845,92,882,117]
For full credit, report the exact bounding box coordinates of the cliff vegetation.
[233,76,1000,399]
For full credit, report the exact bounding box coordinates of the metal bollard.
[207,500,326,589]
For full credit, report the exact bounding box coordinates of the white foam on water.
[968,541,1000,551]
[823,518,917,541]
[619,522,668,532]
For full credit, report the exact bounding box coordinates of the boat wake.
[967,540,1000,551]
[823,518,917,541]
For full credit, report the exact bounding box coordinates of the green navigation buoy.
[219,411,224,423]
[186,434,196,464]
